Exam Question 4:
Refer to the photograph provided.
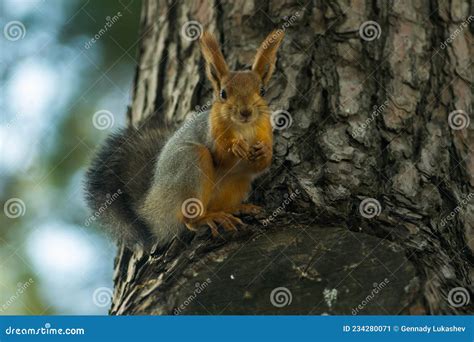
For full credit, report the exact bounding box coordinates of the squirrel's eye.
[220,89,227,100]
[260,86,266,97]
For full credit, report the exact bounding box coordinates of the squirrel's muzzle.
[240,109,252,119]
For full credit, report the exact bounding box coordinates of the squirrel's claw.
[248,141,269,161]
[207,220,220,237]
[186,212,245,237]
[231,139,250,160]
[213,212,244,232]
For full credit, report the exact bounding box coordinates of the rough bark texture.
[111,0,473,315]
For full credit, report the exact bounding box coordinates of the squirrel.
[84,31,284,250]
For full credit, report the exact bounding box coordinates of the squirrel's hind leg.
[178,145,244,236]
[184,212,244,237]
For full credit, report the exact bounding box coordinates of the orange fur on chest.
[210,112,272,171]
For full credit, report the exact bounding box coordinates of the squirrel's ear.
[200,32,229,91]
[252,30,284,86]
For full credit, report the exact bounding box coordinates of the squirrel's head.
[200,31,284,125]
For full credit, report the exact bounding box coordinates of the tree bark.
[110,0,473,315]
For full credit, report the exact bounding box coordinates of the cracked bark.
[111,0,473,315]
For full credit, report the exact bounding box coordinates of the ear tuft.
[252,30,284,86]
[200,32,229,91]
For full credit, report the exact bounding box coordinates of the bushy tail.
[84,121,170,250]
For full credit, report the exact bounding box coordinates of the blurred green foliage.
[1,0,142,314]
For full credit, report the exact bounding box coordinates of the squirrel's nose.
[241,109,252,118]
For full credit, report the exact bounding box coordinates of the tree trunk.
[110,0,473,315]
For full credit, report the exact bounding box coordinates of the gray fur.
[137,112,214,245]
[84,112,212,249]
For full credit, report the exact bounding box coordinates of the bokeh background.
[1,0,142,314]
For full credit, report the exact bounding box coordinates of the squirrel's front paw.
[248,141,270,161]
[230,138,249,160]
